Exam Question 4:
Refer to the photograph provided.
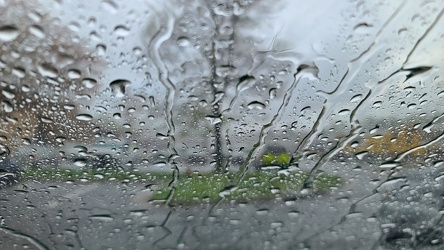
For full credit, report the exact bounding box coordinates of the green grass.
[20,168,341,204]
[152,171,341,204]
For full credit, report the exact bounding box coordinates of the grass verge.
[20,168,341,204]
[152,171,341,204]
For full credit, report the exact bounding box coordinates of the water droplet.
[0,25,20,42]
[350,94,362,103]
[113,113,121,119]
[149,96,155,106]
[76,94,92,100]
[38,63,58,78]
[54,52,75,68]
[74,159,87,167]
[256,209,269,215]
[82,78,97,88]
[89,214,114,221]
[407,103,416,109]
[101,0,118,14]
[379,162,400,169]
[353,22,372,33]
[21,138,31,145]
[96,44,106,56]
[398,28,408,36]
[247,101,266,110]
[12,67,25,78]
[355,151,368,160]
[338,109,350,116]
[1,101,13,112]
[2,90,15,99]
[67,69,81,79]
[373,101,382,107]
[28,25,45,38]
[177,37,191,47]
[21,85,30,92]
[56,137,66,143]
[114,25,130,36]
[76,114,93,121]
[205,116,221,125]
[63,104,76,110]
[269,88,277,99]
[109,79,130,97]
[94,174,105,179]
[41,117,53,123]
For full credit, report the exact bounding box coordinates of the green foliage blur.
[260,151,291,168]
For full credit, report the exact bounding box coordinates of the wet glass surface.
[1,0,444,249]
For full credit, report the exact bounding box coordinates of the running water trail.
[298,2,415,187]
[210,65,314,212]
[145,2,180,245]
[0,226,49,250]
[146,2,180,205]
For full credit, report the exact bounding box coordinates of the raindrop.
[63,104,75,110]
[373,101,382,107]
[76,94,91,100]
[109,79,130,97]
[435,174,444,182]
[288,211,300,218]
[67,69,81,79]
[76,114,93,121]
[153,162,167,167]
[12,67,25,78]
[338,109,350,115]
[96,44,106,56]
[21,85,30,92]
[22,138,31,145]
[1,101,13,113]
[2,90,15,99]
[205,116,222,125]
[56,137,66,143]
[216,66,237,77]
[353,22,372,33]
[54,52,75,68]
[256,209,269,215]
[355,151,368,160]
[149,96,155,106]
[0,25,20,42]
[37,63,58,78]
[113,113,121,119]
[134,95,146,102]
[247,101,266,110]
[269,88,277,99]
[114,25,130,36]
[94,174,105,179]
[82,78,97,88]
[398,28,408,35]
[350,94,362,103]
[28,25,45,38]
[379,162,400,169]
[101,0,118,14]
[41,117,53,123]
[74,159,87,167]
[177,37,191,47]
[74,145,88,152]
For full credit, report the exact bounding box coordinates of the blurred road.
[1,159,443,249]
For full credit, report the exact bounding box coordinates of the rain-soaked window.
[1,0,444,249]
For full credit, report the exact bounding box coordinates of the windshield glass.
[1,0,444,249]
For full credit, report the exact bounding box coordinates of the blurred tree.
[0,1,103,162]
